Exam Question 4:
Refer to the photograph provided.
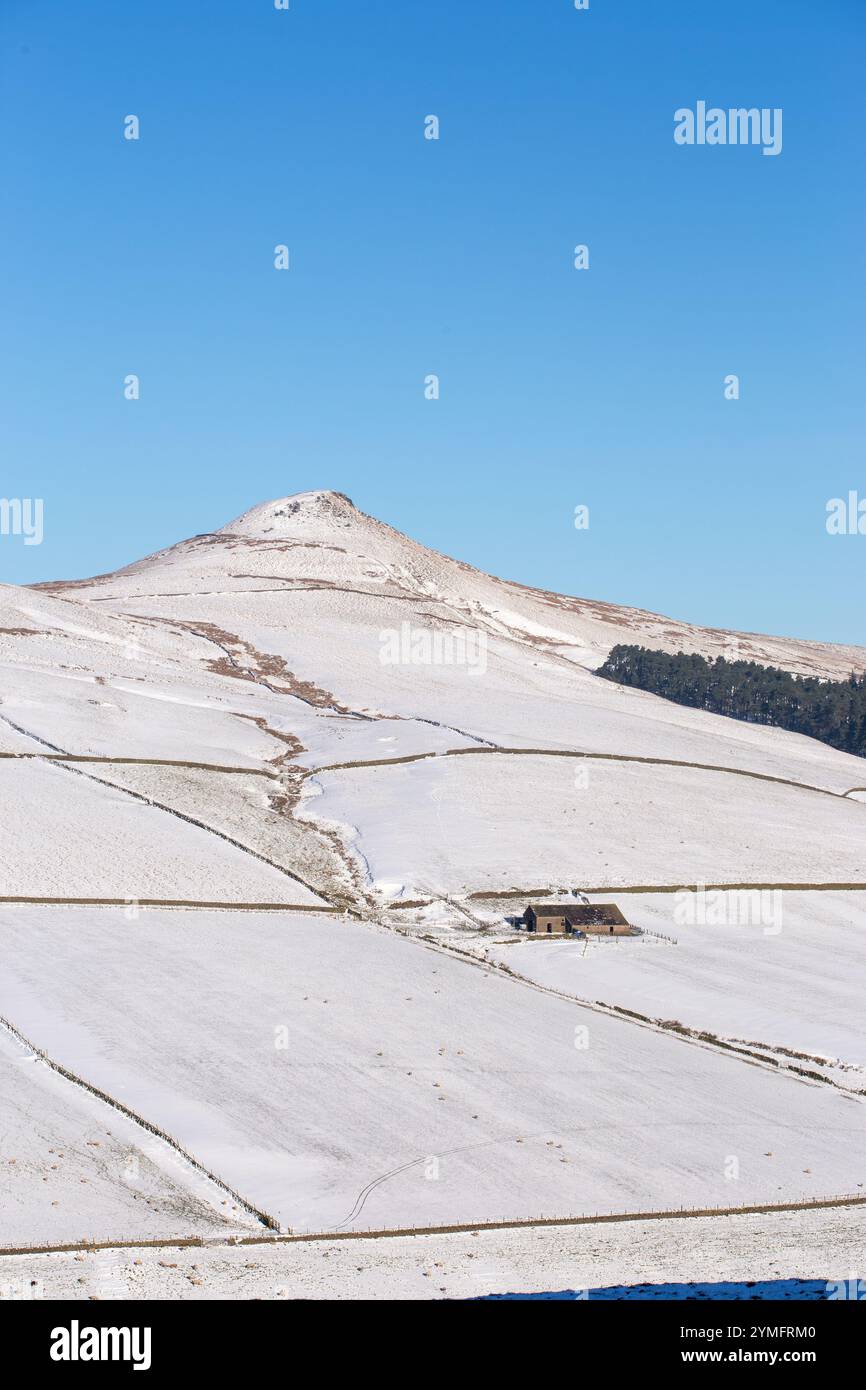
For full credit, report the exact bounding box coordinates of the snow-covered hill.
[1,490,864,1262]
[35,489,866,681]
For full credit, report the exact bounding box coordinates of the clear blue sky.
[1,0,863,644]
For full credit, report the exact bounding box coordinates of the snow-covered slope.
[23,489,866,798]
[0,1029,257,1247]
[35,490,866,681]
[2,909,864,1233]
[1,490,863,1259]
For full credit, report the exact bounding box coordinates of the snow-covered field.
[0,1029,256,1247]
[3,1203,863,1301]
[303,754,866,899]
[0,759,318,903]
[480,891,866,1090]
[1,909,864,1234]
[1,491,864,1295]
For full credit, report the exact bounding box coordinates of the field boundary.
[3,1193,865,1259]
[0,752,277,776]
[0,897,341,912]
[468,882,866,901]
[305,745,862,802]
[0,1014,279,1232]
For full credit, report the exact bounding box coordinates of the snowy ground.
[480,891,866,1091]
[302,754,866,900]
[1,491,864,1294]
[2,1203,863,1301]
[0,1029,256,1247]
[0,909,864,1234]
[0,759,318,903]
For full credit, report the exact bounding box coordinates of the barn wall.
[534,914,570,935]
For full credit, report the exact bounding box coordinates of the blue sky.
[1,0,863,644]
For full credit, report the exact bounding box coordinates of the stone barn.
[523,903,634,936]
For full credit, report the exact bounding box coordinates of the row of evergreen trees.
[596,645,866,758]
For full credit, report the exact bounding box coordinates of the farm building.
[523,903,635,936]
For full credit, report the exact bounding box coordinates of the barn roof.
[528,902,629,926]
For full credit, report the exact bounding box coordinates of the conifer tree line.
[596,645,866,758]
